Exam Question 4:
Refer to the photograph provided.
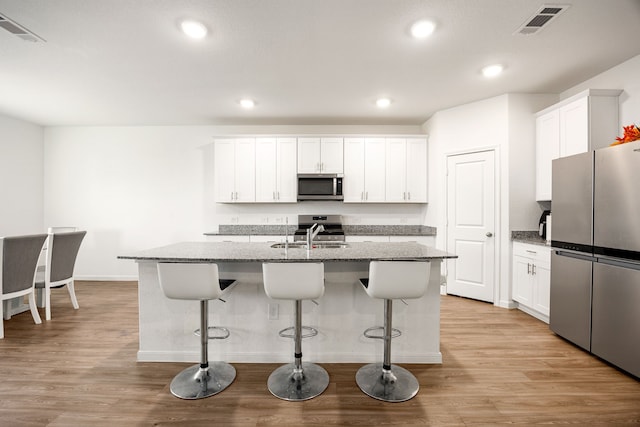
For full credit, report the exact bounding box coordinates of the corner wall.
[0,113,44,236]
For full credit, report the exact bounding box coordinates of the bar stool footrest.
[363,326,401,340]
[278,325,318,339]
[194,326,230,340]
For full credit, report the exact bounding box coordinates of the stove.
[294,215,345,242]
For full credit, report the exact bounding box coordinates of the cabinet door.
[255,138,277,202]
[297,137,321,173]
[233,138,255,202]
[276,138,298,202]
[533,261,551,317]
[385,138,407,202]
[535,110,560,201]
[512,255,533,305]
[406,138,427,202]
[364,138,386,202]
[214,139,236,202]
[343,138,365,202]
[560,97,589,157]
[320,137,344,173]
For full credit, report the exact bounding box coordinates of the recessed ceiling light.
[181,20,207,39]
[240,99,255,109]
[410,20,436,39]
[482,64,504,78]
[376,98,391,108]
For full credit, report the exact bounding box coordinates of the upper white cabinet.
[214,138,256,203]
[343,137,386,202]
[385,138,428,203]
[297,137,344,174]
[535,89,621,201]
[255,137,297,203]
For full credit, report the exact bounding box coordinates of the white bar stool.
[262,262,329,401]
[157,262,236,400]
[356,260,431,402]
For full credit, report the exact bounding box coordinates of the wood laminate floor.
[0,281,638,426]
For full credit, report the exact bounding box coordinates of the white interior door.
[446,150,496,302]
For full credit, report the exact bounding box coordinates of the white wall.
[560,53,640,129]
[0,113,44,236]
[44,124,426,280]
[422,93,556,307]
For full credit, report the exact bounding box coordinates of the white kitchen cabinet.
[535,89,621,201]
[512,242,551,322]
[255,137,297,202]
[297,137,343,174]
[214,138,256,203]
[385,138,428,203]
[343,137,386,202]
[535,110,560,201]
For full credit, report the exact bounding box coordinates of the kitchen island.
[119,241,455,364]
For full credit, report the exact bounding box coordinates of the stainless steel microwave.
[297,174,343,201]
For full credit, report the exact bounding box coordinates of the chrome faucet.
[306,223,325,249]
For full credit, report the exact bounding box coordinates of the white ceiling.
[1,0,639,127]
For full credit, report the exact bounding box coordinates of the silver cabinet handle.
[532,264,536,275]
[527,263,531,274]
[403,192,406,200]
[277,191,280,200]
[231,192,234,200]
[486,232,493,237]
[365,191,368,201]
[361,191,364,201]
[408,192,411,200]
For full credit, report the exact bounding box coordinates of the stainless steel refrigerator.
[550,140,640,378]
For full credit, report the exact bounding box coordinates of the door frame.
[444,146,502,306]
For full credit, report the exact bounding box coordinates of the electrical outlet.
[274,217,283,223]
[268,303,279,320]
[231,216,239,223]
[261,217,269,223]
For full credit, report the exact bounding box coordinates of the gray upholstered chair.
[356,260,431,402]
[0,234,48,339]
[35,230,86,320]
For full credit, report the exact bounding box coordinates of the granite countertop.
[204,224,437,237]
[511,231,550,247]
[119,241,455,263]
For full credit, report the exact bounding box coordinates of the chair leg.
[28,291,42,325]
[67,280,79,309]
[45,287,52,321]
[355,299,420,403]
[267,300,329,401]
[168,300,235,400]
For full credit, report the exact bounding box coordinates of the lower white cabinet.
[512,242,551,322]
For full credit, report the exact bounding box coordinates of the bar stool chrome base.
[355,363,419,403]
[170,361,236,400]
[267,362,329,401]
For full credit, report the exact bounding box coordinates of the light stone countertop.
[204,224,437,237]
[119,241,455,263]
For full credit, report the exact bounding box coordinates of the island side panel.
[137,259,441,364]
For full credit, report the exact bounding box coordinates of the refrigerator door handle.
[555,250,597,262]
[596,256,640,271]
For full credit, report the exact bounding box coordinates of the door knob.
[486,232,493,237]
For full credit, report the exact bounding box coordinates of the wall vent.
[0,13,45,42]
[514,4,570,35]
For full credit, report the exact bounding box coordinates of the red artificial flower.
[612,124,640,146]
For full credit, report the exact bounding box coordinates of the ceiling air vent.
[0,13,45,42]
[514,4,569,35]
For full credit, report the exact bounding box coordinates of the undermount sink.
[270,242,350,249]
